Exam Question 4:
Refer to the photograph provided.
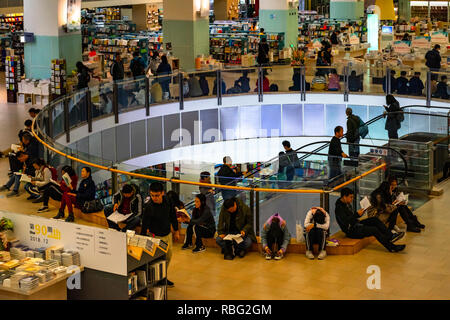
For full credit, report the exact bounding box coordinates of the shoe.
[181,243,193,250]
[37,206,49,213]
[27,195,36,200]
[274,252,284,260]
[32,196,44,203]
[0,185,9,192]
[264,253,272,260]
[6,191,19,197]
[318,250,327,260]
[192,246,206,253]
[166,280,174,288]
[237,250,246,258]
[393,225,401,233]
[65,215,75,223]
[305,251,315,260]
[391,231,405,243]
[224,254,234,260]
[416,222,425,229]
[407,226,421,233]
[52,211,65,220]
[389,244,406,253]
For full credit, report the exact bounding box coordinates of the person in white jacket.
[304,207,330,260]
[24,159,52,200]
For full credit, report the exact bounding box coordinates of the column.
[24,0,82,79]
[259,0,298,49]
[330,0,365,20]
[398,0,411,23]
[163,0,209,71]
[214,0,240,20]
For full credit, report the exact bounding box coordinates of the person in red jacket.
[254,69,270,92]
[37,166,78,214]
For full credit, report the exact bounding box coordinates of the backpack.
[396,110,405,123]
[356,116,369,139]
[45,165,58,181]
[269,84,279,92]
[82,199,104,214]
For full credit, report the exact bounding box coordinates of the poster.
[67,0,81,32]
[411,36,430,49]
[0,211,127,276]
[393,41,411,54]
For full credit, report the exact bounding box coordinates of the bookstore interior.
[0,0,448,304]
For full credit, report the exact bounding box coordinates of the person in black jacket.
[110,55,125,81]
[21,133,40,160]
[348,71,362,92]
[407,72,424,96]
[330,31,339,45]
[180,193,216,253]
[156,55,172,99]
[328,126,348,181]
[76,61,91,90]
[345,108,360,158]
[199,75,209,96]
[141,182,179,287]
[335,188,406,252]
[396,71,409,95]
[425,44,441,71]
[280,141,299,183]
[257,37,270,66]
[104,184,142,231]
[0,151,35,197]
[217,156,242,200]
[382,70,397,94]
[383,94,402,139]
[434,75,449,99]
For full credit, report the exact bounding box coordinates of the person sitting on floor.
[236,71,251,93]
[1,120,32,158]
[434,75,449,99]
[311,70,327,90]
[52,167,96,222]
[376,177,425,232]
[368,187,405,235]
[104,184,142,231]
[261,213,290,260]
[348,71,362,92]
[24,158,52,201]
[199,75,210,96]
[180,193,216,253]
[304,207,330,260]
[254,69,270,92]
[327,69,340,91]
[37,165,78,214]
[216,197,256,260]
[335,187,406,253]
[0,151,35,197]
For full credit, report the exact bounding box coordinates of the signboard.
[67,0,81,32]
[370,148,388,156]
[411,36,430,49]
[0,211,127,276]
[431,31,448,44]
[349,33,360,45]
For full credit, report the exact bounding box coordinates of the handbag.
[82,199,104,214]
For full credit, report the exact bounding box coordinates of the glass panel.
[261,104,281,138]
[281,104,302,136]
[220,107,239,140]
[239,105,260,139]
[304,104,325,136]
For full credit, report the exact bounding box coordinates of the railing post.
[426,71,432,107]
[111,166,118,195]
[216,69,222,106]
[344,66,349,102]
[113,82,119,124]
[255,190,260,236]
[324,192,329,213]
[300,66,306,102]
[86,89,92,133]
[64,98,70,143]
[145,77,150,116]
[250,188,255,233]
[386,67,391,95]
[178,72,184,111]
[47,108,53,139]
[258,66,263,103]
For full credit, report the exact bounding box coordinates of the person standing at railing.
[383,94,402,140]
[110,55,125,81]
[257,37,270,66]
[76,62,91,90]
[156,55,172,100]
[425,44,441,71]
[130,51,147,79]
[434,75,449,99]
[328,126,348,181]
[217,156,242,201]
[199,171,215,213]
[396,71,409,95]
[407,72,424,96]
[345,108,360,159]
[281,141,300,183]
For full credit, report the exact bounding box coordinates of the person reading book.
[180,193,216,253]
[304,207,330,260]
[104,184,142,231]
[37,166,78,214]
[335,187,406,253]
[0,151,35,197]
[216,197,256,260]
[23,159,52,201]
[368,188,404,235]
[261,213,291,260]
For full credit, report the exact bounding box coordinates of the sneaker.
[391,231,405,243]
[0,186,9,192]
[264,253,272,260]
[224,254,234,260]
[6,190,19,197]
[65,215,75,223]
[166,280,174,288]
[416,222,425,229]
[32,196,44,203]
[27,195,36,200]
[192,246,206,253]
[37,206,49,213]
[52,211,65,220]
[318,250,327,260]
[305,251,315,260]
[393,225,401,233]
[407,225,421,233]
[389,244,406,253]
[237,250,246,258]
[181,243,193,250]
[274,252,284,260]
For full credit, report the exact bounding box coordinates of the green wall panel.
[330,1,365,20]
[260,9,298,49]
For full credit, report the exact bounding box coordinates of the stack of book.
[10,272,30,289]
[127,272,139,296]
[50,59,67,96]
[35,270,54,283]
[19,276,39,292]
[0,270,14,285]
[0,259,20,270]
[0,251,10,262]
[53,266,67,276]
[38,259,59,271]
[148,260,166,284]
[62,251,81,267]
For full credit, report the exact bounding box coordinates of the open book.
[360,196,371,211]
[393,192,409,205]
[176,208,191,221]
[11,144,21,153]
[223,234,243,244]
[19,174,32,183]
[62,172,72,186]
[107,211,133,224]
